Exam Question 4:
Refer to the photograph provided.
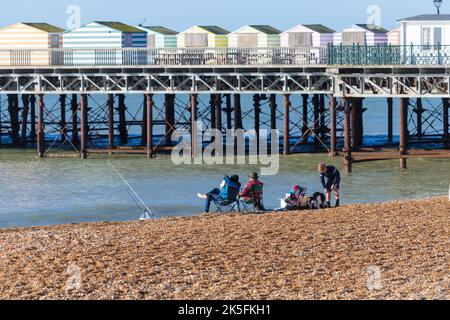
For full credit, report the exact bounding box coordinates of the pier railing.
[0,45,449,67]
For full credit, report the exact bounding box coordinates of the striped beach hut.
[0,22,64,66]
[177,26,229,48]
[139,26,178,48]
[227,25,282,48]
[63,21,147,65]
[334,24,389,45]
[387,26,401,45]
[281,24,335,47]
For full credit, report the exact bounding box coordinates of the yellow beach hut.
[0,22,64,66]
[177,26,229,48]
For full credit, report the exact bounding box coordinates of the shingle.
[23,23,65,33]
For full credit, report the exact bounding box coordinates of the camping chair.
[211,183,241,214]
[240,184,265,213]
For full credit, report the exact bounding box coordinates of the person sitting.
[239,172,265,211]
[198,175,241,213]
[284,185,308,208]
[318,163,341,208]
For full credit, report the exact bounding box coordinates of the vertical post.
[59,94,66,142]
[141,94,148,147]
[329,96,337,156]
[216,94,222,134]
[319,94,326,141]
[443,98,449,149]
[253,94,261,153]
[210,94,216,130]
[8,95,20,146]
[71,94,79,146]
[21,94,30,146]
[387,97,393,143]
[37,94,45,158]
[302,94,309,142]
[190,94,198,159]
[118,94,128,145]
[29,95,37,144]
[234,94,243,130]
[351,98,364,150]
[108,94,115,150]
[80,94,88,159]
[343,98,352,173]
[225,94,232,130]
[416,98,423,138]
[283,94,290,156]
[165,94,175,144]
[270,94,277,130]
[146,94,154,158]
[313,94,320,146]
[399,98,409,169]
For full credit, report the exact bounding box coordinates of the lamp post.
[434,0,443,14]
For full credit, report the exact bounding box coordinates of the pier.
[0,46,449,171]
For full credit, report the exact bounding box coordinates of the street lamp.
[434,0,443,14]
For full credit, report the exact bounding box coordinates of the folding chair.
[240,184,265,213]
[211,183,241,214]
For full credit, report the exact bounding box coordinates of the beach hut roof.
[302,24,335,34]
[196,26,230,35]
[248,25,282,34]
[142,26,178,35]
[354,24,389,33]
[94,21,146,33]
[398,14,450,22]
[21,23,65,33]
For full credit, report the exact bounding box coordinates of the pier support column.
[329,96,337,157]
[71,94,79,146]
[30,95,36,144]
[165,94,175,144]
[190,94,198,159]
[37,94,45,158]
[416,98,423,138]
[146,94,154,159]
[216,94,222,134]
[283,94,291,156]
[387,98,393,143]
[225,94,232,130]
[313,94,320,146]
[351,98,364,150]
[270,94,277,130]
[234,94,243,130]
[210,94,216,130]
[80,94,88,159]
[21,94,30,146]
[118,94,128,145]
[108,94,115,150]
[443,98,449,149]
[141,94,148,147]
[319,94,326,141]
[302,94,309,142]
[59,94,66,142]
[253,94,261,153]
[8,94,20,146]
[399,98,409,169]
[343,99,352,173]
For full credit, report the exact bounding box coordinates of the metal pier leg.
[216,94,223,134]
[351,98,364,150]
[59,94,66,142]
[302,94,309,143]
[283,94,290,156]
[146,94,154,159]
[443,98,449,149]
[387,98,393,143]
[37,94,45,158]
[71,94,79,147]
[8,94,20,146]
[21,94,30,146]
[270,94,277,130]
[108,94,115,151]
[329,96,337,157]
[165,94,175,144]
[225,94,232,130]
[319,94,326,141]
[399,98,409,169]
[30,95,36,144]
[313,94,320,146]
[343,99,352,173]
[416,98,423,138]
[118,94,127,145]
[80,94,88,159]
[253,94,261,153]
[190,94,198,159]
[234,94,243,130]
[210,94,216,130]
[141,94,148,147]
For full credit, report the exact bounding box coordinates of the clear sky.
[0,0,447,31]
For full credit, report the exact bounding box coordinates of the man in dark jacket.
[318,163,341,208]
[199,175,241,213]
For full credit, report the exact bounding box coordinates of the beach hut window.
[238,33,258,48]
[342,32,366,45]
[148,34,156,48]
[288,32,313,47]
[186,33,208,47]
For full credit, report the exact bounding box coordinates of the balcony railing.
[0,45,448,67]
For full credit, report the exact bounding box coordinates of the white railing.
[0,47,329,67]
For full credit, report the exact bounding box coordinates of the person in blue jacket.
[318,163,341,208]
[198,175,241,213]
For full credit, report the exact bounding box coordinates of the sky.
[0,0,446,31]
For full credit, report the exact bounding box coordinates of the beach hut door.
[186,33,208,47]
[342,32,366,45]
[148,34,156,48]
[288,32,313,47]
[238,33,258,48]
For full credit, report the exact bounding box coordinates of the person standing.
[318,163,341,208]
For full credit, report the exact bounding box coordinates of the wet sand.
[0,197,448,300]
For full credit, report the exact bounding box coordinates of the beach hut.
[0,22,64,66]
[334,24,388,45]
[280,24,335,47]
[227,25,282,48]
[387,27,401,45]
[63,21,147,65]
[177,26,229,48]
[398,14,450,46]
[139,26,178,48]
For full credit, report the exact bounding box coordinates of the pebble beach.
[0,197,448,300]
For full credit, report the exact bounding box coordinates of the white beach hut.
[398,14,450,46]
[280,24,335,47]
[334,24,389,45]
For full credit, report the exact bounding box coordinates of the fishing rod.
[108,161,155,220]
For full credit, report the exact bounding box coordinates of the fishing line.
[108,161,155,220]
